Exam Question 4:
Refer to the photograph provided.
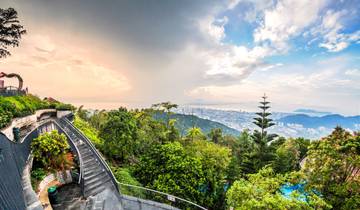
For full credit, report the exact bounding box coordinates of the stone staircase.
[56,118,122,209]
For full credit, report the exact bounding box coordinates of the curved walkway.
[55,117,123,209]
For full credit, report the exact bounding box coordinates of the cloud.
[345,68,360,76]
[199,16,229,43]
[253,0,326,52]
[1,33,131,102]
[313,9,360,52]
[203,45,273,82]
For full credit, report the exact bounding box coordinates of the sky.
[0,0,359,115]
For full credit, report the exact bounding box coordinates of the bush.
[0,94,54,128]
[31,130,70,170]
[73,115,103,148]
[112,167,144,197]
[31,168,47,190]
[55,103,75,111]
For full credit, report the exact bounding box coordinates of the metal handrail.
[52,120,84,189]
[118,182,208,210]
[62,117,119,192]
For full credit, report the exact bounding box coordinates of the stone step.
[83,162,101,171]
[82,151,93,159]
[84,167,103,176]
[83,156,97,164]
[86,173,110,186]
[84,181,108,198]
[84,170,106,181]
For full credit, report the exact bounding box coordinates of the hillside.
[153,112,240,136]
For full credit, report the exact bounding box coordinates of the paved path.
[56,118,123,210]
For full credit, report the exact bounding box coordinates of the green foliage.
[31,130,70,170]
[133,108,168,147]
[185,127,206,141]
[0,8,26,58]
[112,167,144,197]
[55,103,75,111]
[226,167,330,210]
[134,142,206,206]
[30,168,47,189]
[0,94,71,128]
[99,107,138,163]
[208,128,223,144]
[73,115,103,148]
[186,140,231,209]
[225,130,258,181]
[273,139,301,174]
[251,95,278,171]
[303,127,360,209]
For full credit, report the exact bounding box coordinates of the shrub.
[112,167,144,197]
[55,103,75,111]
[31,168,47,190]
[73,115,103,148]
[31,130,70,170]
[0,94,55,128]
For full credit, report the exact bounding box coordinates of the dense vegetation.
[75,100,360,210]
[30,130,72,190]
[0,94,75,128]
[31,130,70,170]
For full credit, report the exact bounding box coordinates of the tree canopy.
[0,8,26,58]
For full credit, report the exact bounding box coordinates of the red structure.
[0,72,26,96]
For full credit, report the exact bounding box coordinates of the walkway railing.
[118,182,208,210]
[52,120,84,194]
[61,116,119,192]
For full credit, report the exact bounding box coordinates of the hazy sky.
[0,0,359,115]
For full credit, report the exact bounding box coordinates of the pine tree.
[251,94,277,170]
[253,93,275,139]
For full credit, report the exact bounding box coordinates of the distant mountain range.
[293,109,332,116]
[278,114,360,130]
[174,107,360,139]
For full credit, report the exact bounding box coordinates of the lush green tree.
[273,139,301,174]
[251,94,277,171]
[152,101,178,128]
[0,8,26,58]
[226,167,330,210]
[134,142,206,206]
[303,127,360,209]
[225,130,258,181]
[167,118,180,141]
[99,107,138,163]
[31,130,69,170]
[89,109,108,130]
[185,126,206,141]
[208,128,223,144]
[133,108,168,151]
[293,137,310,160]
[77,105,90,121]
[186,140,231,209]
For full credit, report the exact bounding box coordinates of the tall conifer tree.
[253,94,275,139]
[251,94,277,170]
